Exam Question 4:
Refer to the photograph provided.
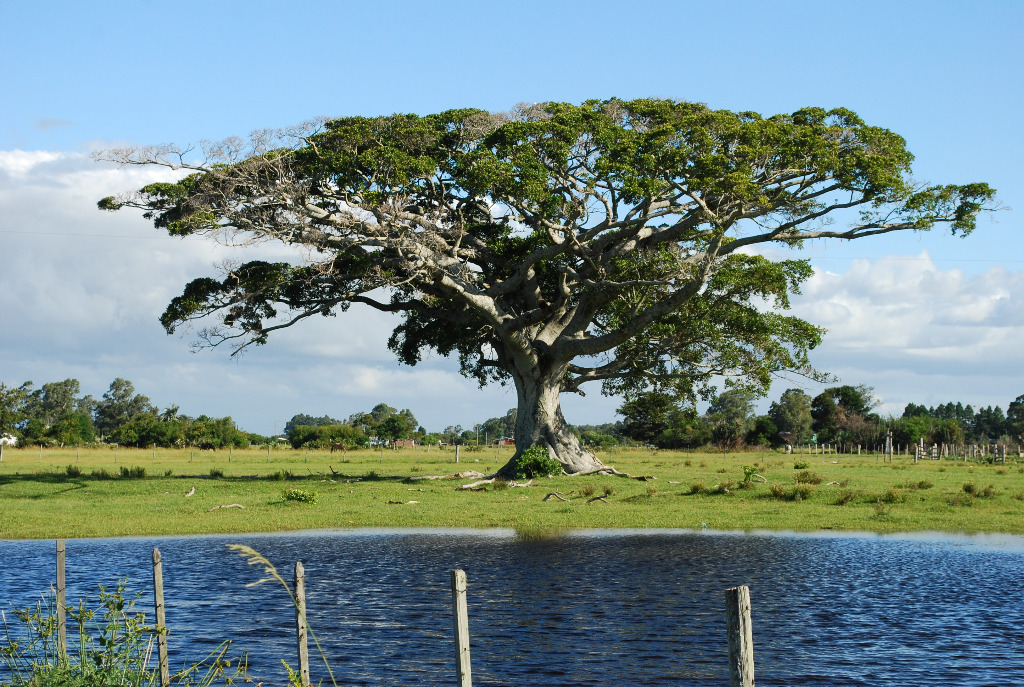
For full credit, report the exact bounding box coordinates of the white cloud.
[789,251,1024,415]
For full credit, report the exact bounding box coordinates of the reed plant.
[0,582,247,686]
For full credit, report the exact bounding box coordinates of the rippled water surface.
[2,529,1023,685]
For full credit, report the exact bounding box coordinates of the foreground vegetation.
[1,445,1023,540]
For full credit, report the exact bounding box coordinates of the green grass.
[1,445,1022,539]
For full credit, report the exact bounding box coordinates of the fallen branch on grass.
[207,504,244,512]
[587,496,609,504]
[184,487,196,498]
[543,491,570,502]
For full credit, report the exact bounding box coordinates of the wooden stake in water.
[152,548,170,687]
[294,561,310,687]
[725,585,755,687]
[451,569,472,687]
[56,539,66,657]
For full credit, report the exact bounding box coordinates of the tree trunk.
[496,364,605,478]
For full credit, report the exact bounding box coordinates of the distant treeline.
[0,378,266,448]
[613,386,1024,451]
[4,377,1021,452]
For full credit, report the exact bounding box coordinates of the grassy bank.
[1,445,1022,539]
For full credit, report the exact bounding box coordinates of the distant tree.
[746,416,779,447]
[618,392,679,445]
[369,403,398,424]
[94,378,156,439]
[768,388,813,445]
[101,99,995,476]
[284,413,342,436]
[1007,394,1024,440]
[377,415,411,442]
[0,383,29,438]
[706,389,757,448]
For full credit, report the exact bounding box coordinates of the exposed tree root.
[456,477,532,490]
[411,470,490,481]
[570,465,655,480]
[543,491,570,502]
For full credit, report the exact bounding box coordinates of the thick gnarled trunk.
[497,363,605,478]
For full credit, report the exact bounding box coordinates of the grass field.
[1,444,1023,539]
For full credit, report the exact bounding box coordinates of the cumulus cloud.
[789,252,1024,415]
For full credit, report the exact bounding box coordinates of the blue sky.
[1,0,1022,434]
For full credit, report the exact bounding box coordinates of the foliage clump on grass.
[794,470,823,485]
[514,445,563,479]
[793,461,810,470]
[284,488,319,505]
[119,466,146,479]
[65,464,82,478]
[768,483,814,501]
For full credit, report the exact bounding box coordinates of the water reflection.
[2,529,1023,686]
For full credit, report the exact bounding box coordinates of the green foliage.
[0,581,247,686]
[741,465,758,483]
[284,488,319,504]
[794,461,810,470]
[514,445,563,479]
[794,470,824,485]
[65,464,82,478]
[119,466,146,479]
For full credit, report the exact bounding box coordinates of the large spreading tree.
[99,99,995,477]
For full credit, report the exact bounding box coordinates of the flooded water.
[2,529,1023,685]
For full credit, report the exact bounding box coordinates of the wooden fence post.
[294,561,310,687]
[56,539,66,658]
[725,585,755,687]
[152,548,170,687]
[451,569,472,687]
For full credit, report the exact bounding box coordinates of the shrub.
[879,487,905,504]
[119,466,146,479]
[689,481,706,495]
[164,469,173,477]
[284,488,319,504]
[646,485,658,497]
[710,480,735,495]
[768,484,814,501]
[514,445,563,479]
[741,465,758,483]
[91,468,114,480]
[794,461,810,469]
[979,484,997,498]
[492,478,510,491]
[794,470,823,485]
[602,485,614,497]
[209,468,225,478]
[962,481,978,495]
[65,464,82,478]
[581,485,596,497]
[834,490,855,506]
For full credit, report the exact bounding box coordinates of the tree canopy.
[100,99,996,475]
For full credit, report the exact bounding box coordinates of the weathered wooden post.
[455,444,461,464]
[294,561,310,687]
[152,548,170,687]
[451,569,472,687]
[56,539,66,658]
[725,585,755,687]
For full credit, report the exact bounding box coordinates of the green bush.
[119,466,146,479]
[514,445,563,479]
[284,488,319,504]
[793,461,810,470]
[209,468,225,478]
[794,470,823,485]
[65,464,82,478]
